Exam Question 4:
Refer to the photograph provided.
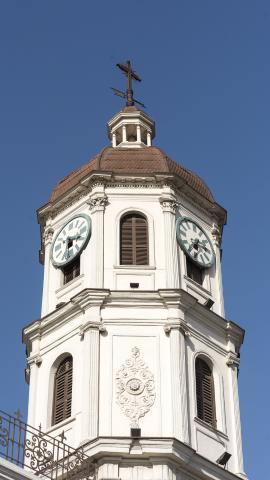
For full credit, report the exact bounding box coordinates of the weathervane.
[111,60,145,108]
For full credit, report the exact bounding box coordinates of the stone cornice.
[23,288,245,355]
[37,171,226,263]
[22,289,110,346]
[82,436,246,480]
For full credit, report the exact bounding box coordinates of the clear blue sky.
[0,2,268,478]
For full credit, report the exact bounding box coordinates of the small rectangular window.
[63,257,80,285]
[186,257,203,285]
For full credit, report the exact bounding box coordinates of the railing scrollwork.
[0,410,95,479]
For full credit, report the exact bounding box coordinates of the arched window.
[195,357,216,427]
[120,213,149,265]
[52,356,73,425]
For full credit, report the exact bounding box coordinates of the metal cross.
[59,430,67,443]
[111,60,145,108]
[14,408,23,420]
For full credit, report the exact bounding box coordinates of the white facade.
[23,107,247,480]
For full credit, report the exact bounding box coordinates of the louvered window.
[52,356,73,426]
[63,257,80,285]
[120,213,149,265]
[186,257,203,285]
[195,357,216,427]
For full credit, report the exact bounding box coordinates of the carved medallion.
[115,346,155,428]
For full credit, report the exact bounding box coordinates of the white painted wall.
[24,175,246,479]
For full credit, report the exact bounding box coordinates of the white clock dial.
[51,214,91,267]
[176,217,215,268]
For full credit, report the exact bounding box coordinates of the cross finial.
[14,408,23,421]
[59,430,67,443]
[111,60,145,108]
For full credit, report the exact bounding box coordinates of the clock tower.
[23,62,247,480]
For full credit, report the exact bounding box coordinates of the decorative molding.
[116,347,155,428]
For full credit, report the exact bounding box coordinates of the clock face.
[51,214,91,267]
[176,217,215,268]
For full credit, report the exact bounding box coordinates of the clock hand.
[196,241,210,253]
[191,238,210,253]
[67,234,81,241]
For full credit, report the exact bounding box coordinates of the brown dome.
[50,146,214,203]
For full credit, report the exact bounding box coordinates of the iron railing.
[0,410,95,479]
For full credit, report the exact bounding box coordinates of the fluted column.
[88,192,108,288]
[41,224,54,317]
[227,354,247,478]
[160,197,180,288]
[165,323,190,444]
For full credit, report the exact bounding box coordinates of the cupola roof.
[50,145,214,203]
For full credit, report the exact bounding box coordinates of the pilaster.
[164,323,190,445]
[159,195,180,289]
[88,187,108,288]
[41,224,54,317]
[226,354,247,479]
[81,325,100,440]
[26,336,42,428]
[211,223,225,317]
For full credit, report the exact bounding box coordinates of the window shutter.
[120,214,148,265]
[186,257,203,285]
[63,257,80,285]
[195,357,216,427]
[120,215,133,265]
[52,356,73,426]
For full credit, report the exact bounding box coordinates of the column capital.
[27,353,43,367]
[43,226,54,246]
[87,193,108,213]
[159,195,179,213]
[164,320,190,337]
[211,222,221,247]
[79,321,107,340]
[226,352,240,369]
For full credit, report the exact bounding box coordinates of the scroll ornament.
[116,347,155,428]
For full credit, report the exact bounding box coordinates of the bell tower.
[23,62,247,480]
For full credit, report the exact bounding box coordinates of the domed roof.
[50,146,214,203]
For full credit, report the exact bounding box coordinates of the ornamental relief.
[115,347,155,428]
